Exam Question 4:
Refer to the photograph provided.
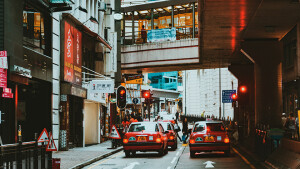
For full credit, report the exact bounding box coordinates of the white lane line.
[171,157,177,164]
[167,167,171,169]
[176,151,180,156]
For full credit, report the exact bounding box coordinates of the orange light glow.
[120,90,125,95]
[224,138,230,143]
[170,136,174,140]
[123,139,128,144]
[190,139,195,144]
[156,138,162,143]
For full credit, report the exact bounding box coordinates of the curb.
[70,147,124,169]
[233,145,269,169]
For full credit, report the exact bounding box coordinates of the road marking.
[171,157,177,164]
[87,152,123,169]
[203,161,215,168]
[176,151,180,156]
[123,162,139,169]
[232,147,256,169]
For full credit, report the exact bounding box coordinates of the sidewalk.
[53,140,123,169]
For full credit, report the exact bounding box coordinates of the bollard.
[17,125,22,169]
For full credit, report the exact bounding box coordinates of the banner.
[147,28,176,43]
[64,21,82,85]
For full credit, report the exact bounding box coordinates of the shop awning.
[63,13,112,50]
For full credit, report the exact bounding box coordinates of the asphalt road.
[83,142,254,169]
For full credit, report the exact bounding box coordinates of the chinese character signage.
[0,51,8,69]
[89,80,114,93]
[0,69,7,88]
[64,21,82,86]
[147,28,176,43]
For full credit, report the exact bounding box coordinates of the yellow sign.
[126,78,143,84]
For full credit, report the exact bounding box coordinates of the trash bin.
[52,158,61,169]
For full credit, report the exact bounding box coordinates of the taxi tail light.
[189,135,195,144]
[224,137,230,143]
[206,128,210,133]
[170,136,174,140]
[123,135,128,144]
[156,138,162,143]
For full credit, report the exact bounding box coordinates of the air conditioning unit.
[98,1,107,11]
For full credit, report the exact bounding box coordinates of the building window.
[164,78,169,83]
[23,4,45,54]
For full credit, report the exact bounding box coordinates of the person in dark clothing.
[136,113,143,122]
[141,25,147,43]
[175,111,179,121]
[182,118,188,143]
[174,120,182,142]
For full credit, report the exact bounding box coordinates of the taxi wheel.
[125,150,130,157]
[190,151,196,158]
[158,147,164,156]
[171,143,178,150]
[164,146,168,154]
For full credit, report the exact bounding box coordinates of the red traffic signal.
[231,93,237,100]
[120,89,126,95]
[239,86,247,93]
[142,90,151,98]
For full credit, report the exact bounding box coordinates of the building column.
[241,40,283,128]
[192,2,195,38]
[131,12,135,44]
[171,6,174,28]
[151,9,154,30]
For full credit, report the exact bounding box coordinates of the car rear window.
[194,123,205,132]
[160,123,172,130]
[128,123,159,132]
[206,123,225,131]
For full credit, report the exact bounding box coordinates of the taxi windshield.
[128,123,159,132]
[206,123,225,131]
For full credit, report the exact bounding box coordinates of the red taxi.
[159,122,178,150]
[123,122,169,157]
[189,121,230,158]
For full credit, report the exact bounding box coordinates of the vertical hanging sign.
[0,51,8,69]
[0,69,7,88]
[64,21,82,86]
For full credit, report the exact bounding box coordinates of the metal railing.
[0,140,51,169]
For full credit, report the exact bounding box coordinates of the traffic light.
[142,90,151,99]
[231,93,237,101]
[239,86,247,93]
[117,86,127,109]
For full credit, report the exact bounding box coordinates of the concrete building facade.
[183,68,238,119]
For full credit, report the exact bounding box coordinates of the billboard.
[64,21,82,85]
[147,28,176,43]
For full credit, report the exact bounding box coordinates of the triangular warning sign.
[38,128,49,143]
[46,132,57,151]
[109,125,121,139]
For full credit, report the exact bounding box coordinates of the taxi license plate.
[205,136,214,142]
[137,136,146,141]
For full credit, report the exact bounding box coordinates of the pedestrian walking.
[141,25,147,43]
[174,120,182,142]
[175,111,179,121]
[182,118,189,144]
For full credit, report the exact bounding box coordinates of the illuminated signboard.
[64,21,82,86]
